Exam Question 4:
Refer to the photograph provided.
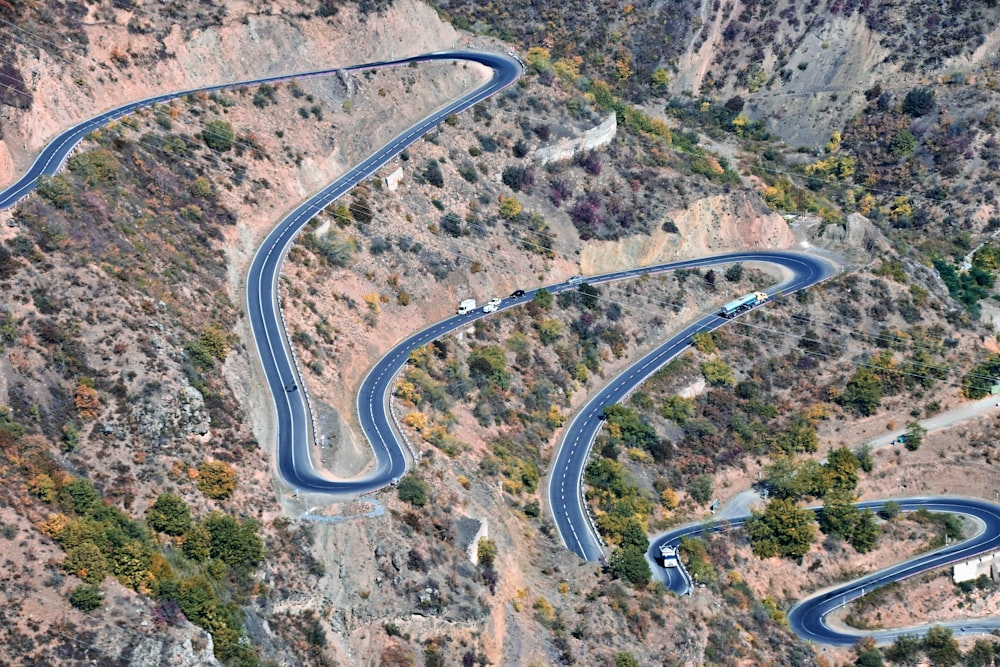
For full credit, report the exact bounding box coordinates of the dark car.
[510,289,526,298]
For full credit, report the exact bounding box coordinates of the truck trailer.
[660,544,679,568]
[719,291,768,318]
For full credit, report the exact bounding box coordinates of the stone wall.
[534,112,617,165]
[953,550,1000,583]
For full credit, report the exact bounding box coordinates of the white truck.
[457,298,477,315]
[660,544,679,568]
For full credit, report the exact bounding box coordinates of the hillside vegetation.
[1,0,1000,665]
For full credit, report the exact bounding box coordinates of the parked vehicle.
[719,291,768,318]
[457,298,477,315]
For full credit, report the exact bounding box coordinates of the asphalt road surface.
[7,47,996,647]
[545,251,833,561]
[649,497,1000,645]
[0,51,523,494]
[244,51,523,494]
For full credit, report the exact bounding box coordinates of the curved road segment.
[245,52,522,493]
[547,252,832,561]
[650,497,1000,645]
[4,46,995,647]
[0,49,520,494]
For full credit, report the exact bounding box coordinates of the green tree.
[538,318,564,345]
[848,509,881,553]
[533,287,553,310]
[746,498,817,560]
[423,160,444,188]
[691,331,716,353]
[37,174,74,209]
[615,651,641,667]
[608,545,651,588]
[825,446,860,491]
[688,474,714,506]
[577,283,600,310]
[878,500,901,521]
[176,575,218,626]
[902,87,935,117]
[650,68,670,95]
[617,518,649,552]
[602,405,659,451]
[203,512,264,574]
[62,542,110,584]
[903,421,926,451]
[841,367,883,416]
[59,477,101,515]
[112,540,153,589]
[819,487,861,540]
[853,648,885,667]
[701,358,735,387]
[724,263,744,282]
[499,196,522,220]
[468,345,510,390]
[202,119,235,152]
[961,354,1000,399]
[965,638,995,667]
[855,443,875,473]
[146,493,192,536]
[890,128,916,157]
[659,395,693,424]
[68,584,104,612]
[765,457,831,501]
[182,523,211,562]
[397,473,428,507]
[922,625,960,667]
[190,176,212,198]
[884,634,921,666]
[68,149,119,186]
[477,537,497,568]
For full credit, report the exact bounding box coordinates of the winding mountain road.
[650,497,1000,644]
[4,47,998,647]
[545,252,833,561]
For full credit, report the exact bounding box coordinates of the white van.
[457,298,476,315]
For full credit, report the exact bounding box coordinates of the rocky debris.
[124,622,221,667]
[130,381,210,445]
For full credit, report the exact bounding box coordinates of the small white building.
[383,166,403,192]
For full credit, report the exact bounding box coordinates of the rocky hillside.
[3,0,1000,666]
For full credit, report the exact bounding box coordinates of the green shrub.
[69,584,104,612]
[68,149,119,186]
[397,473,428,507]
[146,493,192,536]
[202,120,235,152]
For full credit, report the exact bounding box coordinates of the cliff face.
[580,190,797,275]
[670,0,1000,147]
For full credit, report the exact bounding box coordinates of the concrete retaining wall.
[534,112,617,165]
[953,550,1000,583]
